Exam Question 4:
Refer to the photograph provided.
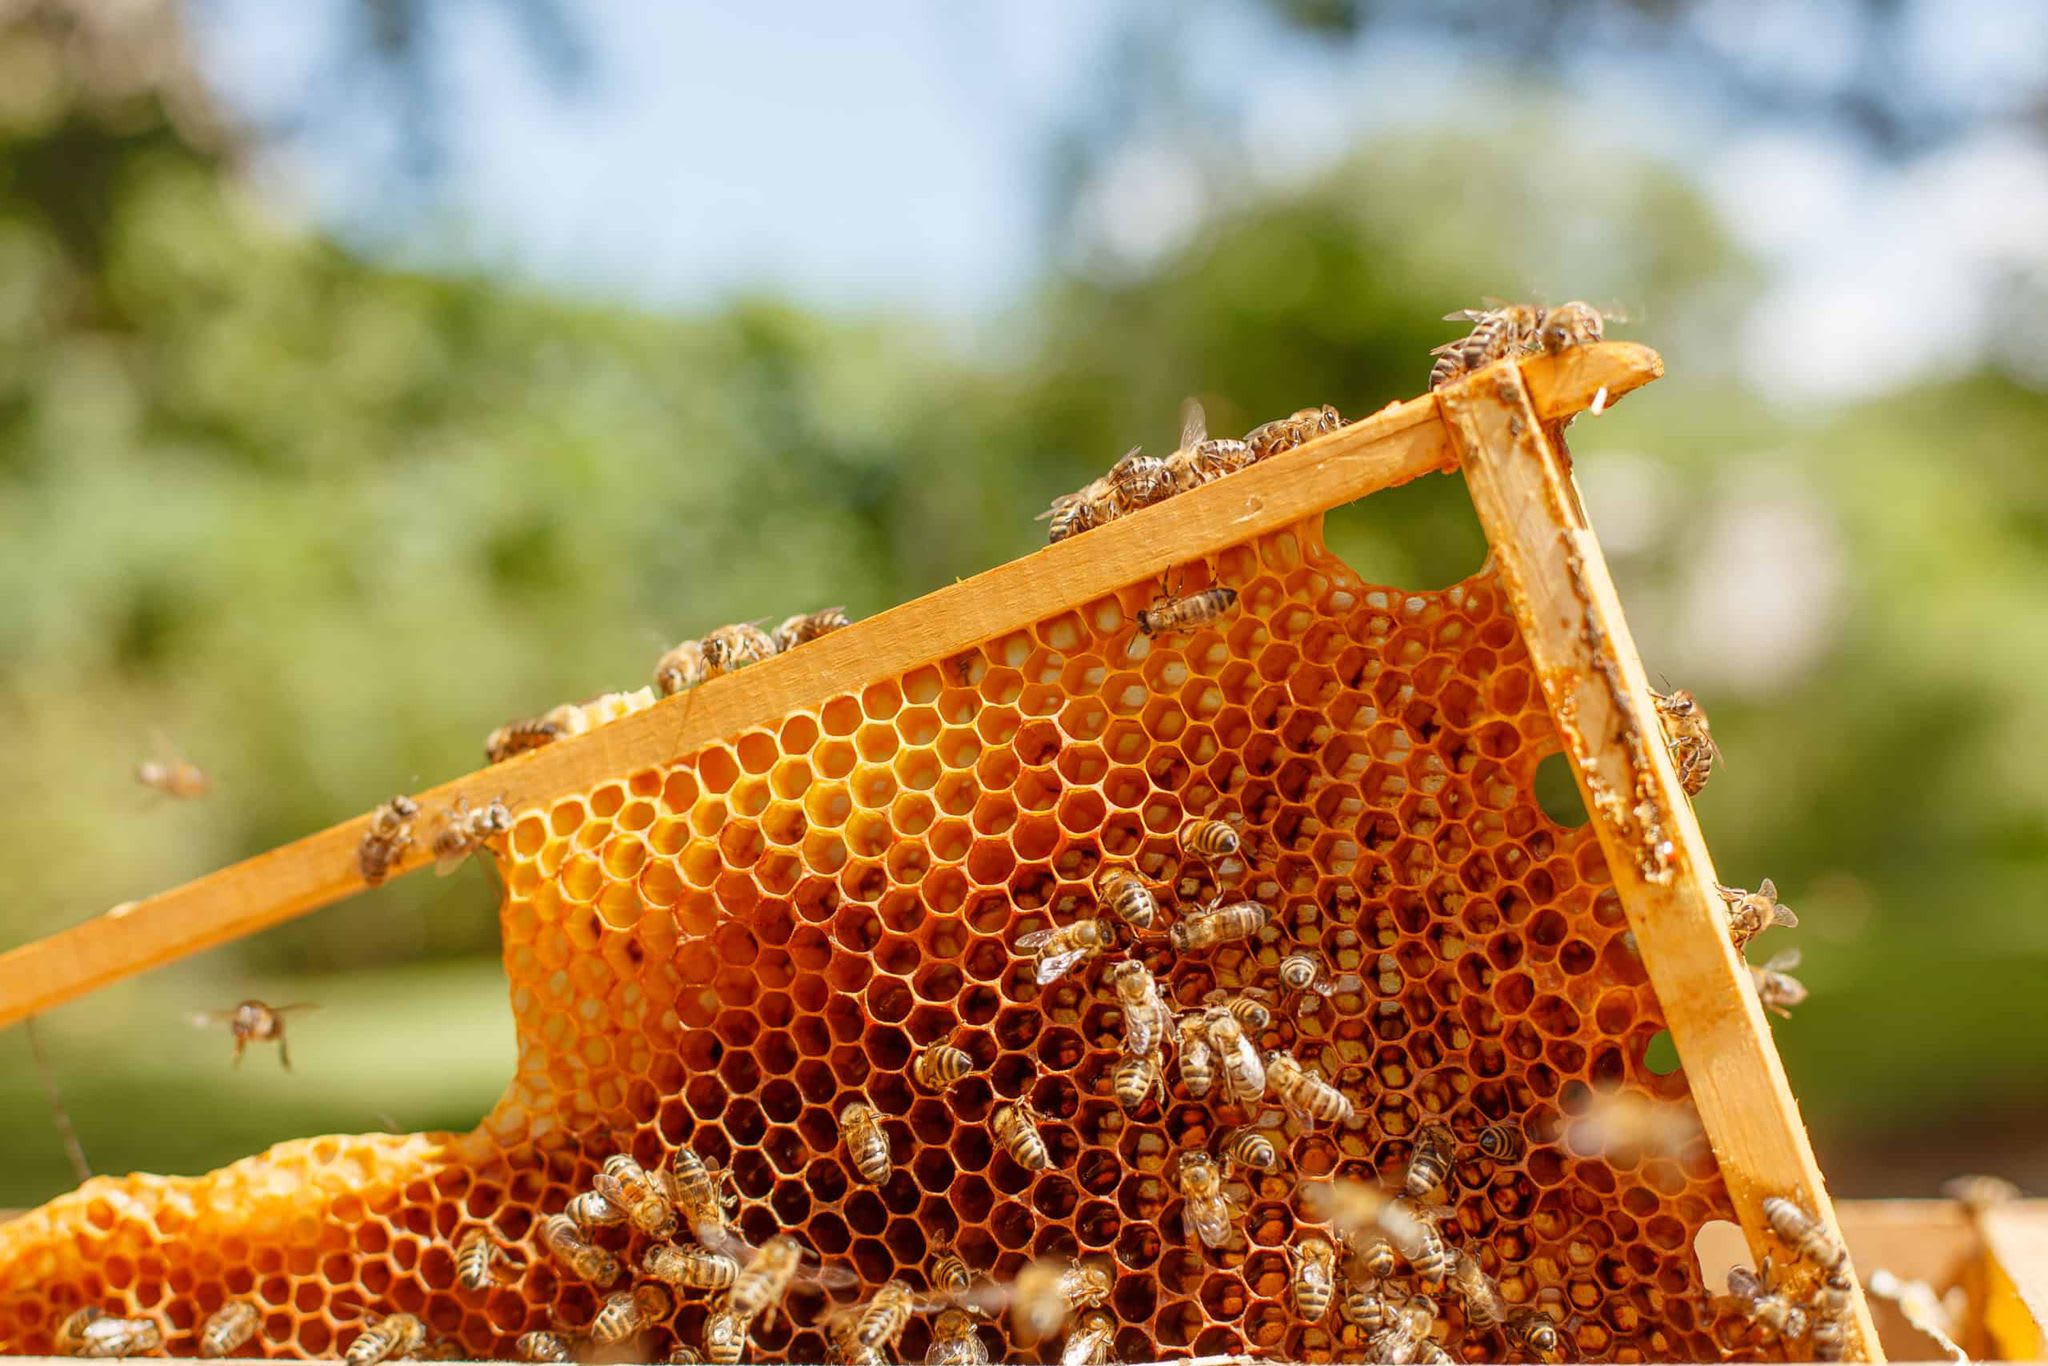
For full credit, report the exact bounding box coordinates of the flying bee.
[701,622,779,676]
[1176,1012,1215,1098]
[1944,1173,2023,1212]
[772,607,851,652]
[1244,404,1343,462]
[1202,1007,1265,1105]
[1726,1260,1810,1343]
[840,1280,918,1352]
[1476,1122,1525,1164]
[1015,918,1112,984]
[1650,688,1717,795]
[62,1310,163,1359]
[930,1231,974,1298]
[358,793,419,885]
[591,1285,673,1347]
[1108,960,1173,1059]
[1168,899,1269,953]
[1341,1281,1393,1332]
[189,999,316,1069]
[1388,1197,1456,1284]
[842,1102,894,1185]
[596,1152,680,1238]
[135,744,210,800]
[1219,1127,1281,1176]
[643,1243,740,1291]
[516,1331,575,1363]
[1366,1295,1441,1366]
[1094,865,1159,932]
[1506,1307,1564,1362]
[1290,1237,1338,1320]
[198,1302,261,1359]
[654,638,709,696]
[1716,878,1797,950]
[432,795,512,875]
[455,1226,524,1292]
[1105,448,1177,513]
[1404,1121,1456,1198]
[566,1189,626,1232]
[1007,1259,1113,1343]
[728,1237,813,1324]
[1137,587,1238,637]
[1761,1195,1848,1271]
[928,1310,990,1366]
[1429,303,1545,389]
[701,1305,753,1366]
[1867,1268,1964,1361]
[1448,1251,1506,1329]
[1537,300,1611,353]
[1113,1051,1166,1110]
[672,1145,742,1249]
[1176,1150,1239,1250]
[1812,1268,1853,1361]
[1176,815,1243,862]
[1750,949,1809,1019]
[993,1100,1053,1171]
[1059,1311,1115,1366]
[539,1212,622,1287]
[913,1041,975,1092]
[1265,1050,1356,1125]
[1277,953,1334,1008]
[1301,1176,1387,1238]
[345,1313,427,1365]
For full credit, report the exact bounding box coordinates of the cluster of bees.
[1039,401,1345,544]
[357,791,513,886]
[1719,1197,1861,1361]
[50,1301,465,1363]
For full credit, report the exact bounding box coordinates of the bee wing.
[434,850,472,877]
[1764,948,1802,973]
[1440,308,1486,323]
[1179,398,1207,452]
[1035,949,1087,984]
[1014,928,1057,951]
[795,1259,860,1291]
[189,1010,234,1029]
[695,1225,756,1261]
[269,1003,321,1015]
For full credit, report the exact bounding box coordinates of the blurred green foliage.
[2,6,2045,1206]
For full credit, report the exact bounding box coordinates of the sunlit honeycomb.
[0,517,1764,1363]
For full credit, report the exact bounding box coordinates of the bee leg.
[279,1035,292,1070]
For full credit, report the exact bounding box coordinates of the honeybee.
[642,1243,739,1291]
[832,1341,888,1366]
[1094,866,1159,932]
[345,1313,427,1365]
[1726,1260,1810,1343]
[1867,1268,1964,1360]
[1651,688,1717,796]
[1219,1127,1281,1176]
[189,999,316,1069]
[1105,448,1177,513]
[1388,1197,1455,1283]
[1008,1259,1113,1342]
[135,747,210,800]
[1761,1195,1848,1271]
[433,795,512,875]
[485,705,581,764]
[1015,918,1112,984]
[1429,303,1545,389]
[993,1100,1053,1171]
[1277,953,1333,1006]
[1346,1230,1398,1283]
[592,1285,673,1347]
[1112,1052,1166,1110]
[60,1309,163,1359]
[1564,1085,1704,1158]
[1136,587,1238,637]
[1176,1150,1239,1250]
[358,794,419,885]
[1341,1280,1393,1331]
[1265,1050,1356,1125]
[843,1102,894,1185]
[654,638,709,696]
[1176,1013,1215,1098]
[930,1231,974,1297]
[1165,401,1256,490]
[672,1145,742,1249]
[1043,487,1112,545]
[539,1212,622,1287]
[841,1280,918,1352]
[1944,1173,2023,1213]
[729,1236,812,1323]
[1176,815,1242,862]
[1108,960,1173,1058]
[1059,1311,1115,1366]
[516,1331,575,1362]
[198,1301,260,1358]
[1750,950,1808,1019]
[1537,300,1611,353]
[1300,1176,1386,1235]
[1365,1295,1441,1366]
[1244,404,1343,462]
[1202,1007,1265,1105]
[913,1041,974,1092]
[1506,1307,1564,1362]
[1476,1122,1525,1164]
[927,1309,990,1366]
[1811,1269,1854,1361]
[1716,879,1796,950]
[1168,899,1269,953]
[701,1305,754,1366]
[1448,1251,1506,1329]
[701,622,779,676]
[455,1226,524,1292]
[597,1152,680,1238]
[1205,989,1271,1033]
[567,1189,626,1231]
[1290,1237,1337,1320]
[668,1349,705,1366]
[1405,1121,1456,1198]
[772,607,851,652]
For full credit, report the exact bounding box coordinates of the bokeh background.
[2,0,2045,1209]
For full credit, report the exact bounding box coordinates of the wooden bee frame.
[0,341,1895,1362]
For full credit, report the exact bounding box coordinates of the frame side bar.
[1441,359,1882,1360]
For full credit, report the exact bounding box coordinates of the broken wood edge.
[0,342,1659,1032]
[1440,360,1884,1362]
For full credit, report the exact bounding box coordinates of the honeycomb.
[0,518,1765,1363]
